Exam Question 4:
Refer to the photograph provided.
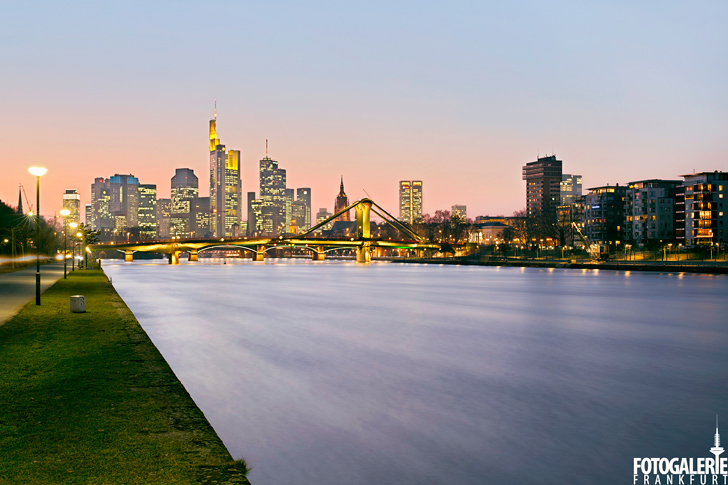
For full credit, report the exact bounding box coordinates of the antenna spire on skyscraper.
[266,139,268,157]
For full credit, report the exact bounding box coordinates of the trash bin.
[70,295,86,313]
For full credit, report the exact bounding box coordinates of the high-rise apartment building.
[399,180,423,225]
[560,174,583,205]
[523,155,562,217]
[138,184,157,240]
[171,168,199,237]
[584,185,627,244]
[624,180,681,247]
[452,205,467,221]
[209,106,241,237]
[681,171,727,246]
[62,190,81,226]
[334,178,350,222]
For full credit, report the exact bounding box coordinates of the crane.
[20,184,33,213]
[571,222,609,261]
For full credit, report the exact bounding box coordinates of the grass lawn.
[0,269,250,484]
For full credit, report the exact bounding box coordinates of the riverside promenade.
[0,262,65,325]
[0,268,250,484]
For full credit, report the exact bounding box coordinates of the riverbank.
[390,256,728,274]
[0,269,251,484]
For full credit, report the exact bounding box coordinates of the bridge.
[89,198,464,264]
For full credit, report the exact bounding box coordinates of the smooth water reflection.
[103,260,728,485]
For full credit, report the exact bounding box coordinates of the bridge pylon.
[189,249,198,262]
[313,246,325,261]
[255,245,266,261]
[355,199,371,239]
[124,250,134,262]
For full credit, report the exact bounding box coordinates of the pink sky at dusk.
[1,2,726,222]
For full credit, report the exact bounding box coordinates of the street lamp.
[60,209,70,278]
[69,222,78,271]
[28,166,47,305]
[76,231,83,269]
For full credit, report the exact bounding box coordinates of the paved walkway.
[0,263,66,325]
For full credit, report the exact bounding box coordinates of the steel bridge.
[89,198,463,264]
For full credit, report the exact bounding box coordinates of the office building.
[109,174,140,228]
[560,174,583,205]
[138,184,157,240]
[523,155,562,217]
[157,198,171,239]
[681,171,727,246]
[190,197,211,238]
[399,181,423,225]
[285,188,294,230]
[316,208,333,233]
[296,188,312,230]
[171,168,199,237]
[90,177,112,231]
[209,106,242,237]
[259,153,287,234]
[334,177,350,222]
[84,204,92,226]
[62,190,81,226]
[452,205,467,221]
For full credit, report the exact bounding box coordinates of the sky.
[1,1,726,221]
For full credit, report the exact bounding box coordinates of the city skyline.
[2,2,727,219]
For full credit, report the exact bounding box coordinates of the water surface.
[103,260,728,484]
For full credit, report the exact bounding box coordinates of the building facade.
[584,185,627,244]
[399,180,423,225]
[334,178,350,222]
[560,174,583,205]
[681,171,727,246]
[522,155,562,218]
[209,108,241,237]
[137,184,157,240]
[157,198,171,239]
[296,188,312,230]
[171,168,199,237]
[62,190,81,226]
[451,204,467,221]
[259,155,287,234]
[624,180,681,247]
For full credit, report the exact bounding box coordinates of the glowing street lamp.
[28,167,47,305]
[60,209,70,278]
[69,222,78,271]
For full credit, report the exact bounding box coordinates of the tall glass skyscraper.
[138,184,157,239]
[399,180,423,225]
[209,105,241,237]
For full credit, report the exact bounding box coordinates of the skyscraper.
[190,197,211,238]
[209,104,241,237]
[259,150,287,234]
[285,188,294,231]
[334,177,350,222]
[138,184,157,240]
[90,177,112,230]
[62,189,81,226]
[296,188,312,230]
[522,155,562,218]
[157,199,171,239]
[560,174,583,205]
[399,180,423,225]
[109,174,140,229]
[171,168,199,237]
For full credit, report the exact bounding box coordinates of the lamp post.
[28,167,47,305]
[60,209,70,278]
[76,231,83,269]
[69,222,78,271]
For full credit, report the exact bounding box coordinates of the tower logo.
[633,416,728,484]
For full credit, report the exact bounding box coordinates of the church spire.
[339,176,345,196]
[17,186,23,214]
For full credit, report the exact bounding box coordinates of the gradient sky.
[1,1,726,220]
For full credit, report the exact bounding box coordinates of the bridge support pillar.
[356,244,371,264]
[255,245,266,262]
[169,251,181,265]
[189,249,198,262]
[124,250,133,262]
[313,246,325,261]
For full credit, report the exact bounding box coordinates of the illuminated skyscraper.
[209,104,241,237]
[259,147,287,234]
[62,190,81,226]
[296,188,312,230]
[171,168,198,237]
[91,177,112,230]
[334,177,350,222]
[190,197,211,238]
[109,174,140,228]
[399,180,423,225]
[157,199,171,239]
[138,184,157,239]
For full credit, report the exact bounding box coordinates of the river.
[103,259,728,484]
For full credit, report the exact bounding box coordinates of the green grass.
[0,270,250,484]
